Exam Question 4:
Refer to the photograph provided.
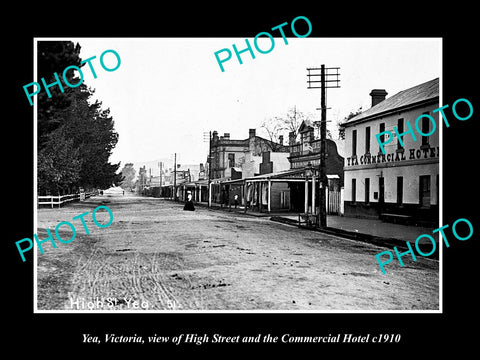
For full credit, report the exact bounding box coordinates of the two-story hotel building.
[341,78,439,226]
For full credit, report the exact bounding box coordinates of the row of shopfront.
[157,168,343,216]
[148,125,345,217]
[145,77,440,227]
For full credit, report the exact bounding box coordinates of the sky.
[62,37,441,174]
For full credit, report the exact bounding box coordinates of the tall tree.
[261,106,312,148]
[37,41,83,150]
[59,89,120,189]
[260,116,285,151]
[119,163,136,190]
[37,40,120,194]
[37,126,82,194]
[280,106,309,141]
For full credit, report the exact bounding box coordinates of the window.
[228,153,235,168]
[352,130,357,156]
[365,178,370,204]
[379,177,384,204]
[379,123,385,152]
[365,126,371,154]
[397,176,403,205]
[397,118,404,149]
[422,112,430,146]
[352,179,356,203]
[419,175,431,208]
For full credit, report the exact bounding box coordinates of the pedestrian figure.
[183,191,195,211]
[234,194,239,208]
[225,191,229,208]
[220,189,225,208]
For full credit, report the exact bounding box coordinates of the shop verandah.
[155,168,343,220]
[159,179,209,203]
[208,168,343,216]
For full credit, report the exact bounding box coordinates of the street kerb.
[160,197,439,260]
[269,216,439,261]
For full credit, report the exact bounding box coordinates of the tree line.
[37,41,122,195]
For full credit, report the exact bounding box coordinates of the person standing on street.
[183,191,195,211]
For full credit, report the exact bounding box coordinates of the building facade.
[288,120,344,184]
[206,122,345,215]
[209,128,289,180]
[341,78,439,226]
[256,151,292,210]
[208,129,288,205]
[287,120,345,213]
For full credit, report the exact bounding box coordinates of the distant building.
[141,163,207,200]
[288,120,344,181]
[209,129,289,180]
[208,129,288,205]
[136,166,148,194]
[259,151,291,175]
[213,122,345,215]
[244,151,292,211]
[341,78,439,225]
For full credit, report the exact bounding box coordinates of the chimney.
[370,89,388,107]
[223,133,230,140]
[262,151,271,163]
[279,135,284,145]
[249,128,256,138]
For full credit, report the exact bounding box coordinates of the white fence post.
[39,192,93,208]
[340,187,344,216]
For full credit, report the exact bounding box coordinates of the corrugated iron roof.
[344,78,439,125]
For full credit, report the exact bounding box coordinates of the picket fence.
[38,192,94,208]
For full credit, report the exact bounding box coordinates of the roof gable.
[298,120,314,133]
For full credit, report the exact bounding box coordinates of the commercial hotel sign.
[345,146,439,168]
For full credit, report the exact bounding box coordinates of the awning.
[217,168,342,186]
[183,179,209,187]
[210,176,232,184]
[220,168,307,185]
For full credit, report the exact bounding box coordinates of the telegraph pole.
[173,153,177,201]
[307,65,340,228]
[319,66,327,228]
[159,161,163,187]
[203,131,213,207]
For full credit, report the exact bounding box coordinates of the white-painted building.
[341,78,439,226]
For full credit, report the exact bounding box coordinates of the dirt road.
[36,194,439,311]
